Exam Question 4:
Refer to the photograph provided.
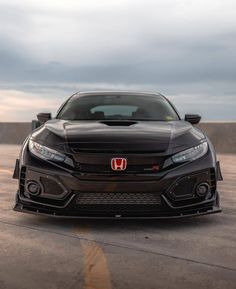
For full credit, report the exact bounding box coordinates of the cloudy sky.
[0,0,235,121]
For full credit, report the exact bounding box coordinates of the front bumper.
[14,192,221,219]
[13,154,222,219]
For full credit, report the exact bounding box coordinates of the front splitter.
[13,202,222,219]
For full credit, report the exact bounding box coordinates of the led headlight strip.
[29,139,74,166]
[172,141,208,163]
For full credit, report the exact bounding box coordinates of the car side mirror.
[184,114,201,124]
[37,112,52,124]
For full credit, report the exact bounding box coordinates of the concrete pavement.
[0,145,235,289]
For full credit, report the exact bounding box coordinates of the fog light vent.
[40,177,64,196]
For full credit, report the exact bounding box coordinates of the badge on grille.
[111,158,127,171]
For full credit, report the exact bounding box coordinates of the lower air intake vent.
[40,177,64,196]
[76,192,161,205]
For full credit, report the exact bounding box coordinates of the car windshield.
[57,94,179,121]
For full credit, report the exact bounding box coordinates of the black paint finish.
[13,91,222,218]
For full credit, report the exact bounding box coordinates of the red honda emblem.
[111,158,127,171]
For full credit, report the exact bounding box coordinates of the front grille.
[68,143,166,154]
[73,192,163,216]
[72,151,165,174]
[76,192,161,205]
[75,163,162,174]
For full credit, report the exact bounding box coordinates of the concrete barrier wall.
[0,123,31,145]
[197,122,236,154]
[0,122,235,153]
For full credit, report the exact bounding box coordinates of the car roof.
[71,91,165,99]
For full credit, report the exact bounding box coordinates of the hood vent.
[100,120,137,126]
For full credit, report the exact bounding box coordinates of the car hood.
[32,119,205,154]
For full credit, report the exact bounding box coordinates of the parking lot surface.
[0,145,235,289]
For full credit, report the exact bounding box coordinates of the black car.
[13,91,223,218]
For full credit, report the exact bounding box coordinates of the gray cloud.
[0,0,235,120]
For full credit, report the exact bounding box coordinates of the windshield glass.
[57,94,179,121]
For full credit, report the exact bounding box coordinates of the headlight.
[29,139,73,166]
[172,142,208,163]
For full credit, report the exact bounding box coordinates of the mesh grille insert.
[76,192,161,205]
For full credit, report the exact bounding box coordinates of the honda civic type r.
[13,91,223,218]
